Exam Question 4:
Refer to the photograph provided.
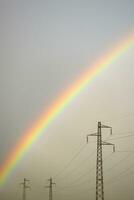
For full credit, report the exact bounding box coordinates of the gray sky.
[0,0,134,200]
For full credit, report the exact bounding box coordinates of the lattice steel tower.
[46,177,56,200]
[87,122,115,200]
[20,178,31,200]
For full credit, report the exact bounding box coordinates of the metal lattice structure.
[46,177,56,200]
[20,178,30,200]
[96,122,104,200]
[87,122,115,200]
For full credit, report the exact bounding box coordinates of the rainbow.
[0,33,134,185]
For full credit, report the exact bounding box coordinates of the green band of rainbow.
[0,33,134,185]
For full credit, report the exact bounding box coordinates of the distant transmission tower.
[20,178,31,200]
[46,177,56,200]
[87,122,115,200]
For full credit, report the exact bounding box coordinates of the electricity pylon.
[20,178,31,200]
[46,177,56,200]
[86,122,115,200]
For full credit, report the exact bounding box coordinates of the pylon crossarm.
[102,141,115,152]
[26,186,31,190]
[101,124,111,128]
[101,124,112,135]
[86,133,97,143]
[52,182,56,187]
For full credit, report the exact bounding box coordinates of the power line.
[57,178,92,189]
[58,166,94,188]
[55,132,112,182]
[57,150,109,188]
[105,133,134,141]
[104,151,133,175]
[56,185,95,196]
[116,150,134,152]
[57,141,114,195]
[105,164,134,186]
[66,151,114,187]
[57,149,96,182]
[113,130,134,135]
[54,143,87,178]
